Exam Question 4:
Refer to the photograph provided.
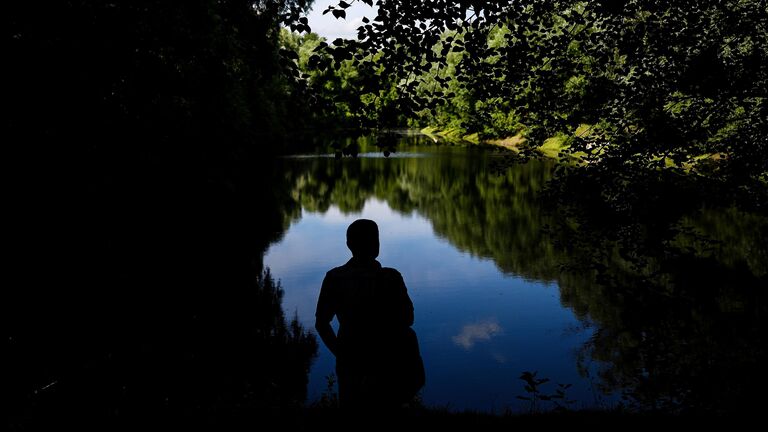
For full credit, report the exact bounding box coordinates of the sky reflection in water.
[264,198,601,412]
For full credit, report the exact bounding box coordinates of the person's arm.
[392,270,414,327]
[315,274,340,356]
[405,301,414,327]
[402,290,414,327]
[315,319,339,357]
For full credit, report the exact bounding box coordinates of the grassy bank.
[420,126,480,144]
[421,125,740,176]
[420,125,566,159]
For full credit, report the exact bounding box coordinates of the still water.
[263,134,767,413]
[266,199,600,411]
[264,140,607,412]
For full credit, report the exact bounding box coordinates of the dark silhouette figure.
[315,219,425,410]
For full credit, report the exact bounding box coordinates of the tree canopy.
[288,0,767,187]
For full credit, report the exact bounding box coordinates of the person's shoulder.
[325,265,347,278]
[380,267,404,280]
[325,262,359,279]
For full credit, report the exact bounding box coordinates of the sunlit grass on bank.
[420,125,475,143]
[421,123,745,179]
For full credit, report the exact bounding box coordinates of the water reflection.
[267,137,768,414]
[453,319,503,350]
[266,200,593,412]
[268,146,599,411]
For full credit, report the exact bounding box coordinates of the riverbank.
[420,125,749,178]
[420,126,573,160]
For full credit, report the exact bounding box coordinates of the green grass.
[538,134,569,159]
[462,132,480,144]
[420,125,481,144]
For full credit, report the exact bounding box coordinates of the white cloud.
[306,0,378,40]
[311,205,358,224]
[304,198,429,237]
[452,319,503,350]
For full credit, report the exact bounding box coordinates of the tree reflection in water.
[277,137,767,414]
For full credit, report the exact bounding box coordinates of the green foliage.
[312,374,340,409]
[539,134,570,159]
[517,371,576,413]
[284,29,406,129]
[303,0,768,186]
[516,371,551,414]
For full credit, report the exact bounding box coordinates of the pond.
[262,132,768,414]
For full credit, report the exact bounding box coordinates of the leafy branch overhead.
[288,0,767,185]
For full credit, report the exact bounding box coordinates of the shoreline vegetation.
[420,125,750,179]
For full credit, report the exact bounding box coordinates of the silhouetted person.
[315,219,424,411]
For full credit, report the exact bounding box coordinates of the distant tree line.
[9,0,766,187]
[289,0,767,188]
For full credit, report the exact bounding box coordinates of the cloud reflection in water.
[453,319,503,350]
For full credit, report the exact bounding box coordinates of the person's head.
[346,219,379,259]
